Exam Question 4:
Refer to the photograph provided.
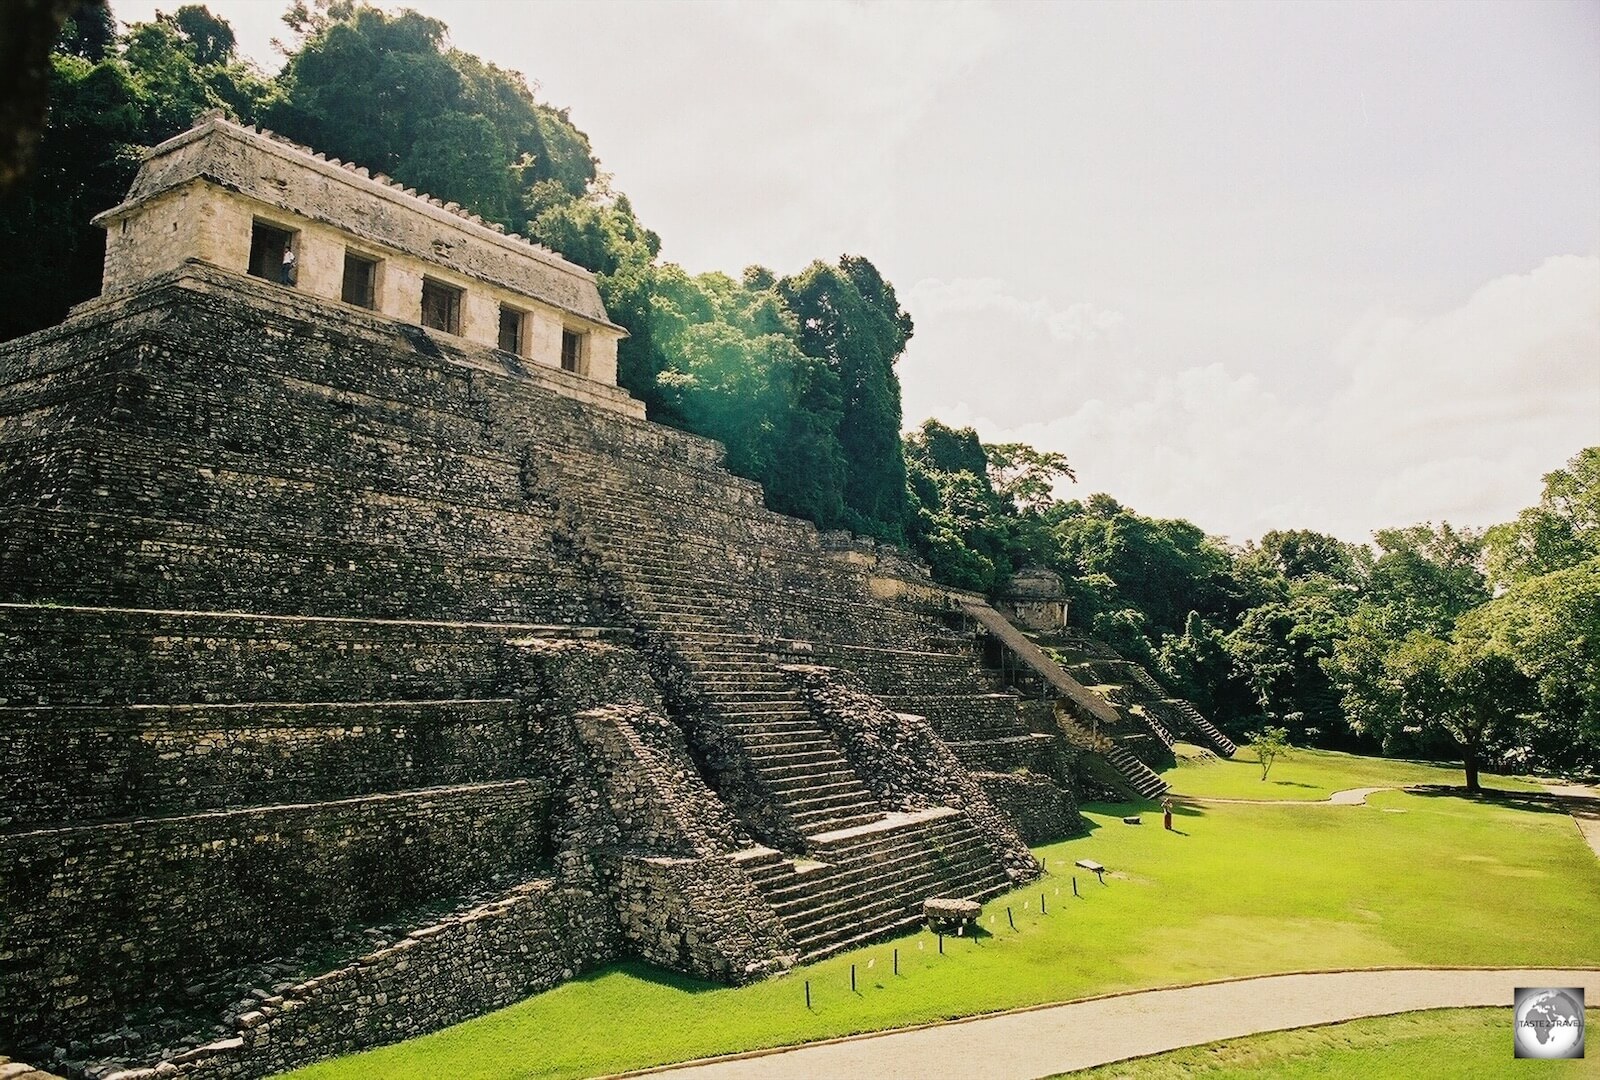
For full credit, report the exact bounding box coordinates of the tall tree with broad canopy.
[779,257,913,543]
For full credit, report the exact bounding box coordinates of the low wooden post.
[805,980,811,1009]
[1007,906,1016,931]
[1041,892,1047,915]
[893,948,899,975]
[851,964,856,992]
[1073,875,1079,897]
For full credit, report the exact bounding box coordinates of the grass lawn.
[1164,743,1546,802]
[281,754,1600,1080]
[1060,1008,1600,1078]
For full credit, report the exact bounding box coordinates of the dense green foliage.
[899,433,1600,780]
[0,2,273,340]
[279,774,1600,1079]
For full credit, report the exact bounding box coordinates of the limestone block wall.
[0,606,533,711]
[0,780,552,1046]
[99,183,229,290]
[570,705,747,856]
[0,698,533,829]
[609,856,794,984]
[564,704,799,983]
[970,771,1083,845]
[0,275,615,621]
[100,879,616,1080]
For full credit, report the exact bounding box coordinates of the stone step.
[806,807,964,850]
[721,726,828,746]
[761,777,868,801]
[770,786,877,815]
[791,807,885,835]
[791,875,1013,960]
[749,748,843,770]
[781,865,1008,953]
[778,855,1002,931]
[763,838,989,908]
[728,846,791,885]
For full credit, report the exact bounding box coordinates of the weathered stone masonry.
[0,118,1097,1080]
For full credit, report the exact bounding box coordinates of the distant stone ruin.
[0,116,1218,1080]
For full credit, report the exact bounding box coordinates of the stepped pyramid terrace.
[0,115,1232,1080]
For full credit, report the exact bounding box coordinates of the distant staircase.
[1050,703,1170,800]
[500,416,1025,956]
[960,601,1170,800]
[1162,698,1237,758]
[1103,744,1170,799]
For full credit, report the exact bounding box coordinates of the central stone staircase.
[480,393,1032,958]
[663,631,884,835]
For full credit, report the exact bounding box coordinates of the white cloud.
[908,256,1600,544]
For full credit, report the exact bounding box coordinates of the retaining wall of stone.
[972,770,1084,845]
[0,781,552,1046]
[608,855,794,984]
[99,878,616,1080]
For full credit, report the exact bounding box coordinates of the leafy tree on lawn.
[1381,630,1530,793]
[1455,557,1600,771]
[1225,577,1360,744]
[1247,725,1292,780]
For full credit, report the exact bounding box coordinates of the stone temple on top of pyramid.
[0,113,1235,1080]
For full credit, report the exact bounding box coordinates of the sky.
[116,0,1600,545]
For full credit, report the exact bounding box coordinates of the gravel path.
[634,968,1599,1080]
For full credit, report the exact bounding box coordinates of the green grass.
[281,761,1600,1080]
[1059,1008,1600,1078]
[1165,743,1545,801]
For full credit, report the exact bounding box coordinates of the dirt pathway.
[633,967,1599,1080]
[1174,786,1391,806]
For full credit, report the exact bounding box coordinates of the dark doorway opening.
[248,221,296,284]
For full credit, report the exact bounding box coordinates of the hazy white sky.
[117,0,1600,544]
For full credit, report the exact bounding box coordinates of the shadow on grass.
[1406,785,1579,817]
[574,960,721,994]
